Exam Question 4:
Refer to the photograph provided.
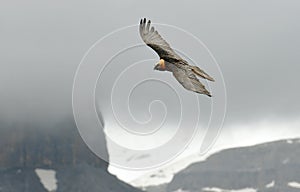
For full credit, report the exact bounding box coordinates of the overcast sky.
[1,0,300,184]
[1,0,299,123]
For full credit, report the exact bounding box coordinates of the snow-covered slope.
[35,169,57,192]
[166,138,300,192]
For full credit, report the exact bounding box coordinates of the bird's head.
[154,59,166,71]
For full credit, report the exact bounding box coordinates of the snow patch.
[202,187,257,192]
[202,187,223,192]
[35,169,57,192]
[282,158,290,164]
[173,188,190,192]
[288,181,300,188]
[265,180,275,188]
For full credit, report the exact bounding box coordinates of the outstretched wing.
[139,18,183,63]
[172,68,212,97]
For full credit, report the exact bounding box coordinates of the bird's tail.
[189,77,212,97]
[191,66,215,82]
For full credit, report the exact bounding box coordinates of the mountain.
[0,118,142,192]
[147,139,300,192]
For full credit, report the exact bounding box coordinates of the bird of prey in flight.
[139,18,214,97]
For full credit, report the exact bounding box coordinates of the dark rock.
[0,118,142,192]
[167,139,300,192]
[0,167,47,192]
[56,163,141,192]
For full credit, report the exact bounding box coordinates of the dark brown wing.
[139,18,184,64]
[172,67,212,97]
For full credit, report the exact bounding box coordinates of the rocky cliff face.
[0,118,141,192]
[167,139,300,192]
[0,119,108,169]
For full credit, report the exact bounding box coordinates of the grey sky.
[1,0,299,125]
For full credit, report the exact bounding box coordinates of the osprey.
[139,18,214,97]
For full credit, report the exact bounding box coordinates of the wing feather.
[172,68,212,97]
[139,18,183,63]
